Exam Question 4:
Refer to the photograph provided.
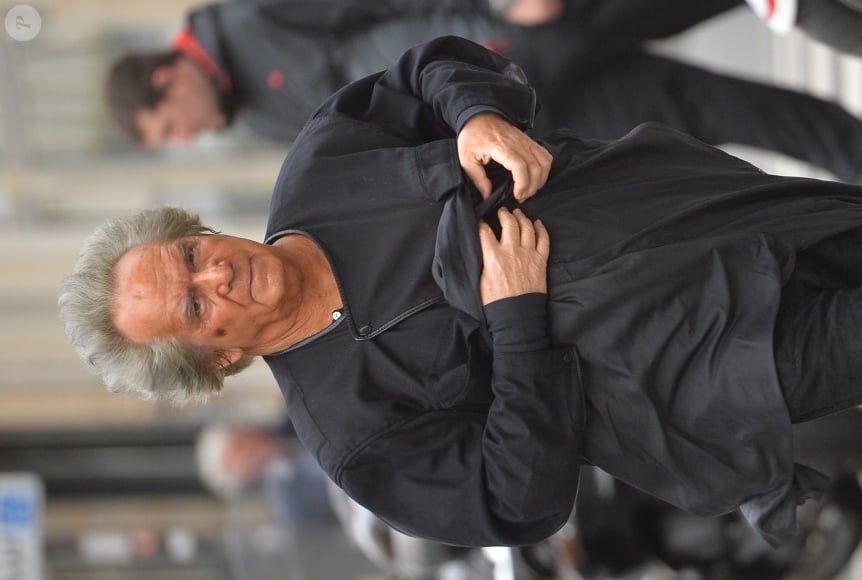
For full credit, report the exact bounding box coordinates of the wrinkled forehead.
[110,240,177,342]
[113,241,163,289]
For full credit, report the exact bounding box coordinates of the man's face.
[111,235,297,360]
[135,59,227,147]
[225,431,280,483]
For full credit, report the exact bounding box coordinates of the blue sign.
[0,474,43,580]
[1,494,37,528]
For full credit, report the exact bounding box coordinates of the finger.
[514,160,543,201]
[512,209,535,248]
[506,155,532,201]
[534,144,552,182]
[487,144,530,201]
[538,142,553,166]
[477,221,499,254]
[497,207,519,246]
[534,218,550,258]
[461,158,493,200]
[516,144,552,202]
[529,155,551,200]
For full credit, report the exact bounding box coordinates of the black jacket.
[264,37,580,547]
[177,0,862,184]
[176,0,744,141]
[179,0,511,141]
[261,36,862,547]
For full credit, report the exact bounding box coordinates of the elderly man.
[63,37,862,548]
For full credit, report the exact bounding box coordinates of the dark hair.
[105,51,182,142]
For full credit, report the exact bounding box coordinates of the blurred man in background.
[196,422,336,526]
[196,422,479,579]
[103,0,862,184]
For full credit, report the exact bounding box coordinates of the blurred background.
[2,1,862,579]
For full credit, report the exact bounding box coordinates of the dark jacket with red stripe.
[172,0,511,142]
[171,0,742,142]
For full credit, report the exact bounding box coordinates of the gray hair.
[58,206,254,404]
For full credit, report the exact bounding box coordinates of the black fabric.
[184,0,522,141]
[484,293,550,352]
[774,226,862,422]
[185,1,345,140]
[183,0,862,182]
[542,50,862,183]
[260,37,862,547]
[265,303,582,547]
[264,37,583,547]
[185,7,243,122]
[796,0,862,58]
[432,122,844,546]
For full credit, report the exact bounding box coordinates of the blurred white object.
[481,546,514,580]
[166,526,198,562]
[77,530,134,565]
[746,0,798,32]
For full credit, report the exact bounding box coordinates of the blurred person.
[198,422,478,578]
[104,0,862,184]
[104,0,737,145]
[327,484,480,579]
[746,0,862,57]
[196,422,336,525]
[196,422,390,578]
[63,37,862,550]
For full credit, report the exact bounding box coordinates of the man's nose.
[195,262,232,296]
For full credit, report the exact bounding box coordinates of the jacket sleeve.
[247,0,498,35]
[338,341,584,547]
[311,35,537,140]
[339,294,583,547]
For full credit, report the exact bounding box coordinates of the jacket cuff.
[455,105,512,134]
[483,293,550,352]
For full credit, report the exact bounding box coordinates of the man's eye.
[193,300,202,316]
[186,245,196,266]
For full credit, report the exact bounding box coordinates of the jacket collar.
[172,5,242,121]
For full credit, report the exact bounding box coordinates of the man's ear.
[150,65,176,91]
[211,347,245,371]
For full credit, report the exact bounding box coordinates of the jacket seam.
[355,295,445,340]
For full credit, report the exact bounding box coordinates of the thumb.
[462,160,493,200]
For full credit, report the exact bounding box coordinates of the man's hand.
[504,0,564,27]
[457,112,552,202]
[478,207,550,305]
